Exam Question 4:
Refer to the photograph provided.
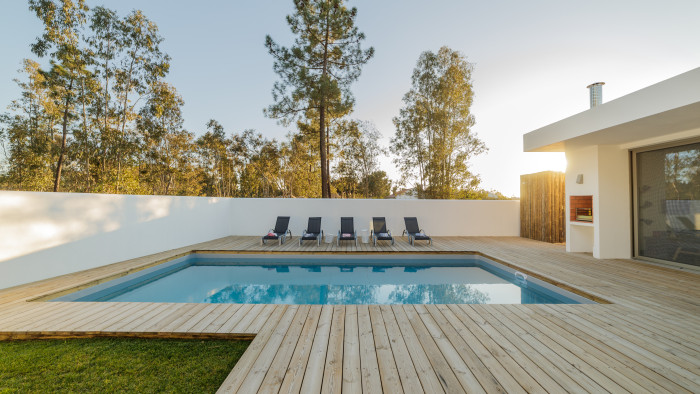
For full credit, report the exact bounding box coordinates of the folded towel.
[341,233,352,238]
[267,232,276,237]
[379,232,390,237]
[416,232,425,236]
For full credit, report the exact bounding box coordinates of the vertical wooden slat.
[520,171,565,243]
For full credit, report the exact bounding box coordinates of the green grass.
[0,337,250,393]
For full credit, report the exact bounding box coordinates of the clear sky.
[1,0,699,197]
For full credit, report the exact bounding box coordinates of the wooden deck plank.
[403,304,482,393]
[417,304,520,393]
[217,305,288,393]
[454,304,583,393]
[299,304,334,393]
[257,305,311,394]
[478,304,608,393]
[379,304,424,394]
[357,304,383,394]
[432,304,548,393]
[235,305,298,393]
[277,305,323,394]
[493,304,644,393]
[533,305,691,393]
[368,305,404,393]
[342,305,362,394]
[391,305,447,394]
[217,304,255,334]
[320,305,345,394]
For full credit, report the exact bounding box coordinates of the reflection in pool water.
[103,265,567,304]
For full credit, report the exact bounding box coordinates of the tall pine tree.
[265,0,373,198]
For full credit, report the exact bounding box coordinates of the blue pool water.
[53,254,594,305]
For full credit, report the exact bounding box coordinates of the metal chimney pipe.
[586,82,605,108]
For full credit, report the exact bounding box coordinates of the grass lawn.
[0,337,250,393]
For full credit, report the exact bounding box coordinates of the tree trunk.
[117,58,135,193]
[54,78,74,192]
[319,104,329,198]
[326,123,331,197]
[319,8,332,198]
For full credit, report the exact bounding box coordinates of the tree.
[113,10,170,193]
[137,82,199,195]
[391,46,487,199]
[335,120,386,198]
[279,130,322,198]
[0,60,58,191]
[196,120,233,197]
[29,0,89,192]
[366,170,391,198]
[265,0,374,198]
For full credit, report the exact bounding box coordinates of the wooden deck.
[1,236,699,393]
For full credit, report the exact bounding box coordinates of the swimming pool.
[52,254,594,304]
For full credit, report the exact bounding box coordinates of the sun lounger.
[403,217,432,245]
[299,217,323,246]
[371,217,394,246]
[337,217,357,246]
[261,216,292,245]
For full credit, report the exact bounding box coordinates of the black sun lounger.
[403,217,432,245]
[262,216,292,245]
[371,217,394,246]
[337,217,357,246]
[299,217,323,246]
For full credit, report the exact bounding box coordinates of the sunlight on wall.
[0,191,234,290]
[136,197,173,222]
[0,193,118,262]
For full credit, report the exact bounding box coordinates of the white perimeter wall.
[231,198,520,238]
[0,191,520,290]
[0,191,232,290]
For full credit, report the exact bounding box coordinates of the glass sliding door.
[636,141,700,266]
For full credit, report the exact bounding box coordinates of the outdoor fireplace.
[570,196,593,223]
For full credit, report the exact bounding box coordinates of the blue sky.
[2,0,699,196]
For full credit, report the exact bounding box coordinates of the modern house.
[523,67,700,266]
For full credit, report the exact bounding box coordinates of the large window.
[636,141,700,266]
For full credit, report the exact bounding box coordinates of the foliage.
[0,338,249,392]
[1,2,512,200]
[0,1,392,199]
[265,0,374,197]
[334,120,390,198]
[391,46,487,199]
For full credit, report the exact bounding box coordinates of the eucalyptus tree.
[28,0,89,192]
[196,120,233,197]
[0,60,59,190]
[0,65,66,191]
[137,82,199,195]
[265,0,374,198]
[87,5,120,184]
[279,131,321,198]
[113,10,170,193]
[237,130,282,198]
[335,120,385,198]
[391,46,487,199]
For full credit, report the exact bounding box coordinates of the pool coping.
[32,250,609,305]
[48,252,597,305]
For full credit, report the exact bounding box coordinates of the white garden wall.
[0,191,519,290]
[232,198,520,238]
[0,191,232,290]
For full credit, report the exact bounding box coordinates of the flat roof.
[523,67,700,152]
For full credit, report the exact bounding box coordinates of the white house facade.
[524,67,700,267]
